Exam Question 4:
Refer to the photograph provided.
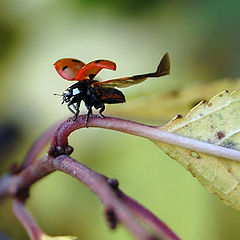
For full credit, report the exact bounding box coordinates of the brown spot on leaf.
[190,99,202,108]
[175,114,183,119]
[228,168,232,173]
[190,151,201,159]
[165,90,180,98]
[217,131,225,140]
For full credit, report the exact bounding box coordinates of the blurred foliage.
[1,0,240,240]
[0,233,12,240]
[0,23,18,61]
[75,0,165,14]
[0,121,22,174]
[0,122,21,156]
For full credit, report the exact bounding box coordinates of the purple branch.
[49,115,240,162]
[2,156,54,198]
[0,115,191,240]
[0,153,180,240]
[13,199,43,240]
[53,155,154,240]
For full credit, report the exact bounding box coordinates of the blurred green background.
[1,0,240,239]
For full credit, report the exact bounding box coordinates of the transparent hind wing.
[92,53,170,88]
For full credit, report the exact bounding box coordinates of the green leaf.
[154,90,240,211]
[41,235,77,240]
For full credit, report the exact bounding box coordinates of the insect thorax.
[63,81,102,107]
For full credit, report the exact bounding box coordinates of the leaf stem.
[50,115,240,162]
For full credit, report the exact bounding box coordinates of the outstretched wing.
[54,58,86,80]
[92,53,170,88]
[74,59,117,81]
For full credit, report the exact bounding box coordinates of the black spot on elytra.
[89,74,96,80]
[72,59,81,63]
[95,60,102,63]
[62,65,68,71]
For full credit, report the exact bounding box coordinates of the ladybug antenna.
[54,93,63,96]
[54,93,65,104]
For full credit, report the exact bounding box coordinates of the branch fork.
[7,114,231,240]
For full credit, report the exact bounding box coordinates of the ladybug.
[54,53,170,123]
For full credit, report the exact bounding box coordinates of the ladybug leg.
[85,107,93,125]
[73,101,81,122]
[99,105,105,118]
[67,102,76,115]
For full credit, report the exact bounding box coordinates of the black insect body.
[62,81,125,123]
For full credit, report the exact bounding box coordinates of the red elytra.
[54,58,116,81]
[75,59,116,81]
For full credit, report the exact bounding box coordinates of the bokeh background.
[1,0,240,239]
